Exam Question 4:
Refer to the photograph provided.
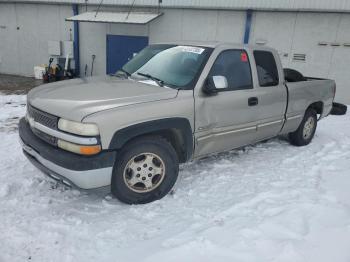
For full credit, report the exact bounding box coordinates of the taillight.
[333,83,336,99]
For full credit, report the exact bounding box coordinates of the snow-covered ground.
[1,94,350,262]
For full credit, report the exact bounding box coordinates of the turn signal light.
[80,145,102,155]
[58,140,101,155]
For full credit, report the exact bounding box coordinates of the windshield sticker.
[177,46,205,54]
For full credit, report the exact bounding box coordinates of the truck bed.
[280,76,335,135]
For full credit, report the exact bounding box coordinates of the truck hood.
[28,76,178,121]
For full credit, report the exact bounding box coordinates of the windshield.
[120,44,212,89]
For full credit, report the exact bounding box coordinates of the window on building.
[208,50,253,90]
[253,51,279,87]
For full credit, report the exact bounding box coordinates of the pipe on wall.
[243,9,253,44]
[72,4,80,76]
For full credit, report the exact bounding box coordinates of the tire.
[289,109,317,146]
[330,102,347,116]
[111,136,179,204]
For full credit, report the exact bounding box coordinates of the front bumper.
[19,118,116,190]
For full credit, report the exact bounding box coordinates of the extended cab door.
[251,50,287,142]
[193,48,261,158]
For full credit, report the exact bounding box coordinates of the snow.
[0,94,350,262]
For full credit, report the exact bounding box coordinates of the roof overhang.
[66,11,162,24]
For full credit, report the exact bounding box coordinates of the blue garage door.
[106,35,149,74]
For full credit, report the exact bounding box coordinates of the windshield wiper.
[137,72,164,87]
[111,68,131,78]
[120,68,131,77]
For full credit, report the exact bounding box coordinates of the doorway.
[106,34,149,74]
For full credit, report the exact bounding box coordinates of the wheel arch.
[307,101,324,116]
[108,118,193,163]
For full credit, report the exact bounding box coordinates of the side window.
[208,50,253,90]
[253,51,279,87]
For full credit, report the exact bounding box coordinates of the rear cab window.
[253,50,279,87]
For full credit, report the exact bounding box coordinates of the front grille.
[27,104,59,146]
[32,128,58,146]
[28,104,58,130]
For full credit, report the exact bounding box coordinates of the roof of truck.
[155,41,276,51]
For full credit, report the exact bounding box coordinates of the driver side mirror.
[203,75,228,95]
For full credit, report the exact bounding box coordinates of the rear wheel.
[111,136,179,204]
[289,109,317,146]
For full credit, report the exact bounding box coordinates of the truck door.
[194,49,261,158]
[251,50,287,142]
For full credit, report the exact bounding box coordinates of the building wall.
[250,11,350,103]
[78,7,245,77]
[5,0,350,13]
[0,3,349,103]
[0,3,73,76]
[78,5,150,78]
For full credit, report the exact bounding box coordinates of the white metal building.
[0,0,349,103]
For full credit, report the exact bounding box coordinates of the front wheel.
[111,136,179,204]
[289,109,317,146]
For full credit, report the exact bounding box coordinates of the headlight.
[58,118,99,136]
[58,140,101,155]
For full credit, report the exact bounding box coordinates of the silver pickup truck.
[19,42,336,204]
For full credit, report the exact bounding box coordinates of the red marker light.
[241,52,248,62]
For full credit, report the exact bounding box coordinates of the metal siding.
[79,21,108,76]
[328,13,350,104]
[250,12,298,65]
[288,13,340,77]
[215,10,245,43]
[148,9,183,43]
[181,9,218,41]
[250,11,350,103]
[148,9,245,44]
[2,0,350,12]
[0,4,20,74]
[0,3,73,76]
[78,5,150,76]
[1,2,350,103]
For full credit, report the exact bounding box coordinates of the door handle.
[248,97,258,106]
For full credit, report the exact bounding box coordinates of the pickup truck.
[19,42,336,204]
